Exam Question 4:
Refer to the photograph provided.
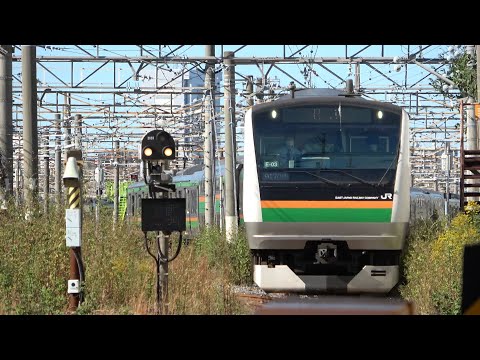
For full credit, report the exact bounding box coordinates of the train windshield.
[252,105,402,185]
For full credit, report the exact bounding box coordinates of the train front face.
[243,96,410,294]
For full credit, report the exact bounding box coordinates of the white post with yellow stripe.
[66,187,81,247]
[63,153,83,312]
[64,156,82,247]
[68,186,80,209]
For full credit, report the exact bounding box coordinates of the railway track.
[233,285,413,314]
[254,294,415,315]
[236,293,273,305]
[232,285,283,313]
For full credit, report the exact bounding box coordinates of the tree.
[430,46,477,99]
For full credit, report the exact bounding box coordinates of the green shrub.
[192,225,252,286]
[0,202,251,314]
[0,202,68,314]
[400,204,480,315]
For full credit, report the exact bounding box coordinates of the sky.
[26,45,451,91]
[7,44,462,171]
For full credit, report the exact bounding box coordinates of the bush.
[400,203,480,314]
[0,202,68,314]
[0,201,251,314]
[192,225,252,286]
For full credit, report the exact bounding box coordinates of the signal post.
[140,130,186,314]
[63,149,85,312]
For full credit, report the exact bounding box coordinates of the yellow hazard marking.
[69,191,79,202]
[69,198,80,209]
[68,187,80,208]
[68,187,79,195]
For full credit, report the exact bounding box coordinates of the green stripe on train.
[261,208,392,222]
[199,200,221,214]
[187,220,199,228]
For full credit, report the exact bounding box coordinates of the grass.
[0,200,252,315]
[400,202,480,315]
[4,196,480,315]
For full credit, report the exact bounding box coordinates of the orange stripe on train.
[261,200,393,209]
[199,194,221,202]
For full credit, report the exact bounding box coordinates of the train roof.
[175,163,204,176]
[252,88,403,114]
[127,158,244,189]
[128,180,147,189]
[172,157,243,184]
[278,88,345,98]
[411,187,459,199]
[173,162,225,183]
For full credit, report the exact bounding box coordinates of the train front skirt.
[254,265,399,293]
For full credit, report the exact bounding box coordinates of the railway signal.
[141,129,176,161]
[139,129,185,314]
[141,130,177,191]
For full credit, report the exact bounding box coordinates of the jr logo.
[381,193,393,200]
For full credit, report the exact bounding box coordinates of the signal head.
[141,129,176,161]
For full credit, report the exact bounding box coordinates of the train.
[126,86,460,294]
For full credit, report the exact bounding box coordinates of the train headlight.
[271,110,278,119]
[376,110,384,119]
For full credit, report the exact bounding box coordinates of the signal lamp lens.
[163,147,173,157]
[144,147,153,157]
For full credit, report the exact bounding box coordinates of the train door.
[213,175,222,229]
[198,182,205,227]
[238,166,244,226]
[218,177,224,230]
[129,193,135,217]
[189,187,199,237]
[176,188,183,200]
[409,193,416,224]
[136,192,144,218]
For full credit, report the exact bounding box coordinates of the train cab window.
[265,140,283,156]
[350,136,389,153]
[379,137,389,152]
[253,104,401,184]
